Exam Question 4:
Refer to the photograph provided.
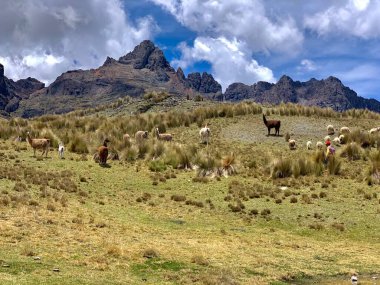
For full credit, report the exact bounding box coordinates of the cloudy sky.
[1,0,380,100]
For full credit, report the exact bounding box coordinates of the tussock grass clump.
[142,248,159,259]
[171,195,186,202]
[271,158,292,179]
[68,135,89,154]
[327,156,341,175]
[309,223,324,230]
[221,153,238,176]
[340,142,362,161]
[191,255,209,266]
[149,160,167,172]
[332,223,345,231]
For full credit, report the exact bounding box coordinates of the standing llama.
[263,114,281,136]
[98,138,110,166]
[26,131,50,157]
[58,142,65,159]
[199,125,211,145]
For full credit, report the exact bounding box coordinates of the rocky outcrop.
[224,75,380,113]
[0,63,44,114]
[187,72,222,98]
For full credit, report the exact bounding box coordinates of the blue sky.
[1,0,379,100]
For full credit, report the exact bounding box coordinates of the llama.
[58,142,65,159]
[199,126,211,145]
[135,131,149,144]
[263,114,281,136]
[306,141,312,150]
[155,128,173,141]
[26,131,50,157]
[288,139,296,150]
[327,125,335,135]
[98,138,110,166]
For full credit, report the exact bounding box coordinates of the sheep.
[327,125,335,135]
[155,127,173,141]
[288,139,296,150]
[123,133,131,142]
[316,141,324,150]
[199,126,211,145]
[135,131,148,144]
[58,142,65,159]
[306,141,312,150]
[339,134,345,144]
[98,138,110,166]
[333,137,341,144]
[324,135,331,142]
[26,131,50,157]
[340,126,350,134]
[369,127,380,134]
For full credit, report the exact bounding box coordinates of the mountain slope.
[13,40,221,117]
[224,75,380,112]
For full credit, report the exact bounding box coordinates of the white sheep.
[316,141,324,150]
[333,137,340,144]
[306,141,312,150]
[288,139,296,150]
[155,128,173,141]
[339,134,345,144]
[58,142,65,159]
[199,126,211,145]
[340,127,350,134]
[135,130,149,144]
[369,127,380,134]
[327,125,335,135]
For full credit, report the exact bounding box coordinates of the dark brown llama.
[98,138,110,165]
[263,114,281,136]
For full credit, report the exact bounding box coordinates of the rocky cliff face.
[224,75,380,112]
[0,63,45,115]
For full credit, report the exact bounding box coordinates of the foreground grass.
[0,109,380,284]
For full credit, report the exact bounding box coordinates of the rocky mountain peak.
[0,63,4,77]
[118,40,173,72]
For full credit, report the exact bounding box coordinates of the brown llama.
[98,138,110,165]
[263,114,281,136]
[26,131,50,157]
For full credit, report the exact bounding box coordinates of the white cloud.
[173,37,275,91]
[0,0,158,83]
[297,59,318,72]
[151,0,303,54]
[304,0,380,38]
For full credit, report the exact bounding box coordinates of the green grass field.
[0,104,379,284]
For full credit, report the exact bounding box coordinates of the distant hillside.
[1,40,380,117]
[224,75,380,112]
[2,40,221,118]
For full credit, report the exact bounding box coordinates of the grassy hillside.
[0,102,379,284]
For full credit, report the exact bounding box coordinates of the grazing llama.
[155,128,173,141]
[263,114,281,136]
[98,138,110,166]
[26,131,50,157]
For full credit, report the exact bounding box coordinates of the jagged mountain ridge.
[1,40,380,117]
[224,75,380,112]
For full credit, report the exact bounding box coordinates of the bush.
[272,158,292,179]
[327,156,341,175]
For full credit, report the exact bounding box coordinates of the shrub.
[171,195,186,202]
[290,197,298,203]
